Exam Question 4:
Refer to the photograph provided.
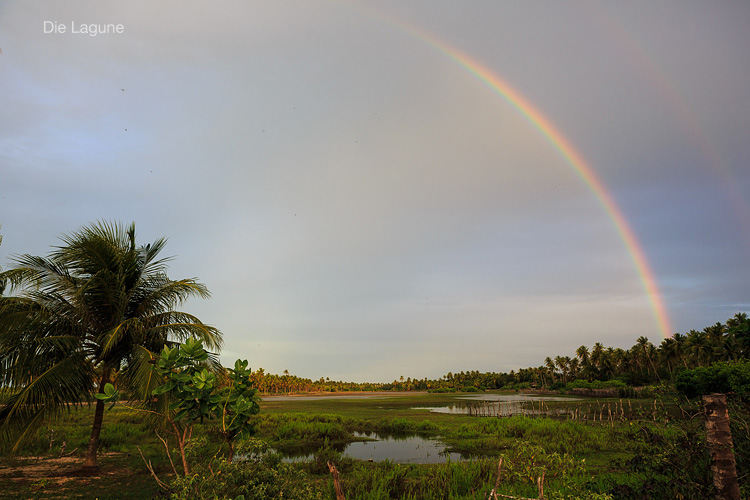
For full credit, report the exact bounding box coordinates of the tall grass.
[332,453,613,500]
[441,415,623,457]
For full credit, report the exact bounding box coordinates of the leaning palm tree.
[0,221,222,468]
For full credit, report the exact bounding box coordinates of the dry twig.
[137,445,169,490]
[488,457,546,500]
[62,447,79,458]
[156,431,178,477]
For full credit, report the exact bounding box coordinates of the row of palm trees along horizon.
[0,221,748,469]
[245,312,749,394]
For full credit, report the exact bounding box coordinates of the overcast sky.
[1,1,749,382]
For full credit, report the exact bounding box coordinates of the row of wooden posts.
[464,398,666,425]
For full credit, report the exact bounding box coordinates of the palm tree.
[590,342,605,380]
[544,357,555,380]
[603,347,619,379]
[727,313,750,357]
[722,335,742,363]
[568,357,580,380]
[659,337,678,377]
[576,345,592,380]
[554,356,569,384]
[704,323,726,363]
[636,336,660,382]
[672,332,690,369]
[0,221,221,468]
[686,329,710,367]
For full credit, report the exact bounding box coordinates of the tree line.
[245,313,750,394]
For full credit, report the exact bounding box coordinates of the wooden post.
[702,393,740,500]
[327,461,346,500]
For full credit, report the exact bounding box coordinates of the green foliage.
[258,414,349,442]
[168,457,326,500]
[428,387,457,393]
[155,338,260,455]
[603,420,715,499]
[506,382,532,390]
[444,416,617,457]
[675,360,750,398]
[567,380,626,390]
[153,339,222,424]
[95,337,260,468]
[305,438,349,475]
[375,417,437,434]
[0,221,220,464]
[331,449,611,500]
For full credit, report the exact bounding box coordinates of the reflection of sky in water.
[459,394,582,402]
[262,393,415,402]
[414,394,581,415]
[283,432,461,464]
[346,433,461,464]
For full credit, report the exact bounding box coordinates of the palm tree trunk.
[84,369,110,468]
[703,393,741,500]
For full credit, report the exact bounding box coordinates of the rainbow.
[337,1,674,339]
[586,4,750,247]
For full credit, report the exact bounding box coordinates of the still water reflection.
[283,432,462,464]
[413,394,581,415]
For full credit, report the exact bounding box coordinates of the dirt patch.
[0,453,130,486]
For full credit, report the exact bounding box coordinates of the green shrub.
[168,458,325,500]
[675,361,750,398]
[428,387,457,393]
[567,380,626,390]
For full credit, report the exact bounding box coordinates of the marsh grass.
[441,416,622,457]
[332,452,613,500]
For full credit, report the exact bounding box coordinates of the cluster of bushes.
[169,453,326,499]
[566,379,634,398]
[374,417,438,434]
[675,361,750,398]
[566,380,627,390]
[427,387,457,393]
